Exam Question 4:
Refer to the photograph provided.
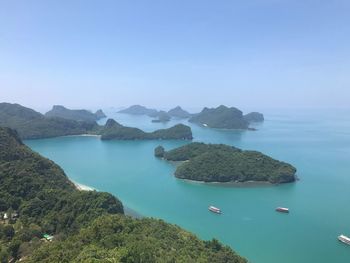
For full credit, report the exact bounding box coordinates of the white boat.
[208,206,221,214]
[275,207,289,213]
[338,235,350,245]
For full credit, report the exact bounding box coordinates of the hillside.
[168,106,192,118]
[0,127,246,263]
[45,105,106,122]
[0,103,99,139]
[155,143,297,184]
[100,119,193,140]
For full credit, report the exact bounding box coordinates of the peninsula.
[155,142,296,184]
[0,127,246,262]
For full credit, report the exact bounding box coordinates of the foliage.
[100,119,193,140]
[28,214,247,263]
[157,143,296,183]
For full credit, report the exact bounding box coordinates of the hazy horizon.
[1,0,349,110]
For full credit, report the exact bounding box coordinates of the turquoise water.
[25,109,350,263]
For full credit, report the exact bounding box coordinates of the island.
[0,127,246,263]
[151,111,171,123]
[155,142,297,184]
[244,112,264,122]
[0,103,99,139]
[100,119,193,140]
[168,106,192,118]
[189,105,264,129]
[45,105,106,122]
[118,104,159,117]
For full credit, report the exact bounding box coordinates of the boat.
[275,207,289,213]
[208,206,221,214]
[338,235,350,245]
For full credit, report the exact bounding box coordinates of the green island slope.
[0,103,99,139]
[155,143,297,184]
[45,105,106,122]
[0,127,245,263]
[100,119,193,140]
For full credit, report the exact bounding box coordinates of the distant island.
[243,112,264,122]
[0,103,99,139]
[45,105,106,122]
[119,105,192,122]
[0,127,246,262]
[0,103,194,141]
[151,111,171,123]
[189,105,264,129]
[155,142,296,184]
[168,106,192,118]
[118,105,159,117]
[100,119,193,140]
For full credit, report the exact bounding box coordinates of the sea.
[25,108,350,263]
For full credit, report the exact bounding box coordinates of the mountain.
[100,119,193,140]
[155,142,297,184]
[94,109,106,119]
[243,112,264,122]
[0,127,246,263]
[0,103,99,139]
[45,105,105,122]
[168,106,192,118]
[118,105,159,116]
[151,110,171,123]
[189,105,249,129]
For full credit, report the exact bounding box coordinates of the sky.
[0,0,349,111]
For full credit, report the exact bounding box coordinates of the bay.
[25,109,350,263]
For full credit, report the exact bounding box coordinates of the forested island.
[168,106,192,118]
[189,105,264,129]
[45,105,106,122]
[0,103,193,141]
[0,103,99,139]
[0,127,246,262]
[118,105,159,116]
[100,119,193,140]
[151,111,171,123]
[155,143,296,184]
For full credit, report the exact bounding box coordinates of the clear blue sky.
[0,0,349,111]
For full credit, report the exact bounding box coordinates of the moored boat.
[338,235,350,245]
[275,207,289,213]
[209,206,221,214]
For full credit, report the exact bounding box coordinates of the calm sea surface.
[25,109,350,263]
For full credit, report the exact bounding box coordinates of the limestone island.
[189,105,264,129]
[167,106,192,118]
[155,142,296,184]
[118,105,159,117]
[45,105,106,122]
[100,119,193,140]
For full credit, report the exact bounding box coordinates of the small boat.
[275,207,289,213]
[209,206,221,214]
[338,235,350,245]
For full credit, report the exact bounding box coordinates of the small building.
[3,213,8,220]
[43,234,54,242]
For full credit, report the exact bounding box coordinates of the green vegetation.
[156,143,296,184]
[154,146,165,157]
[0,103,99,139]
[0,127,246,262]
[45,105,106,122]
[243,112,264,122]
[168,106,192,118]
[100,119,193,140]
